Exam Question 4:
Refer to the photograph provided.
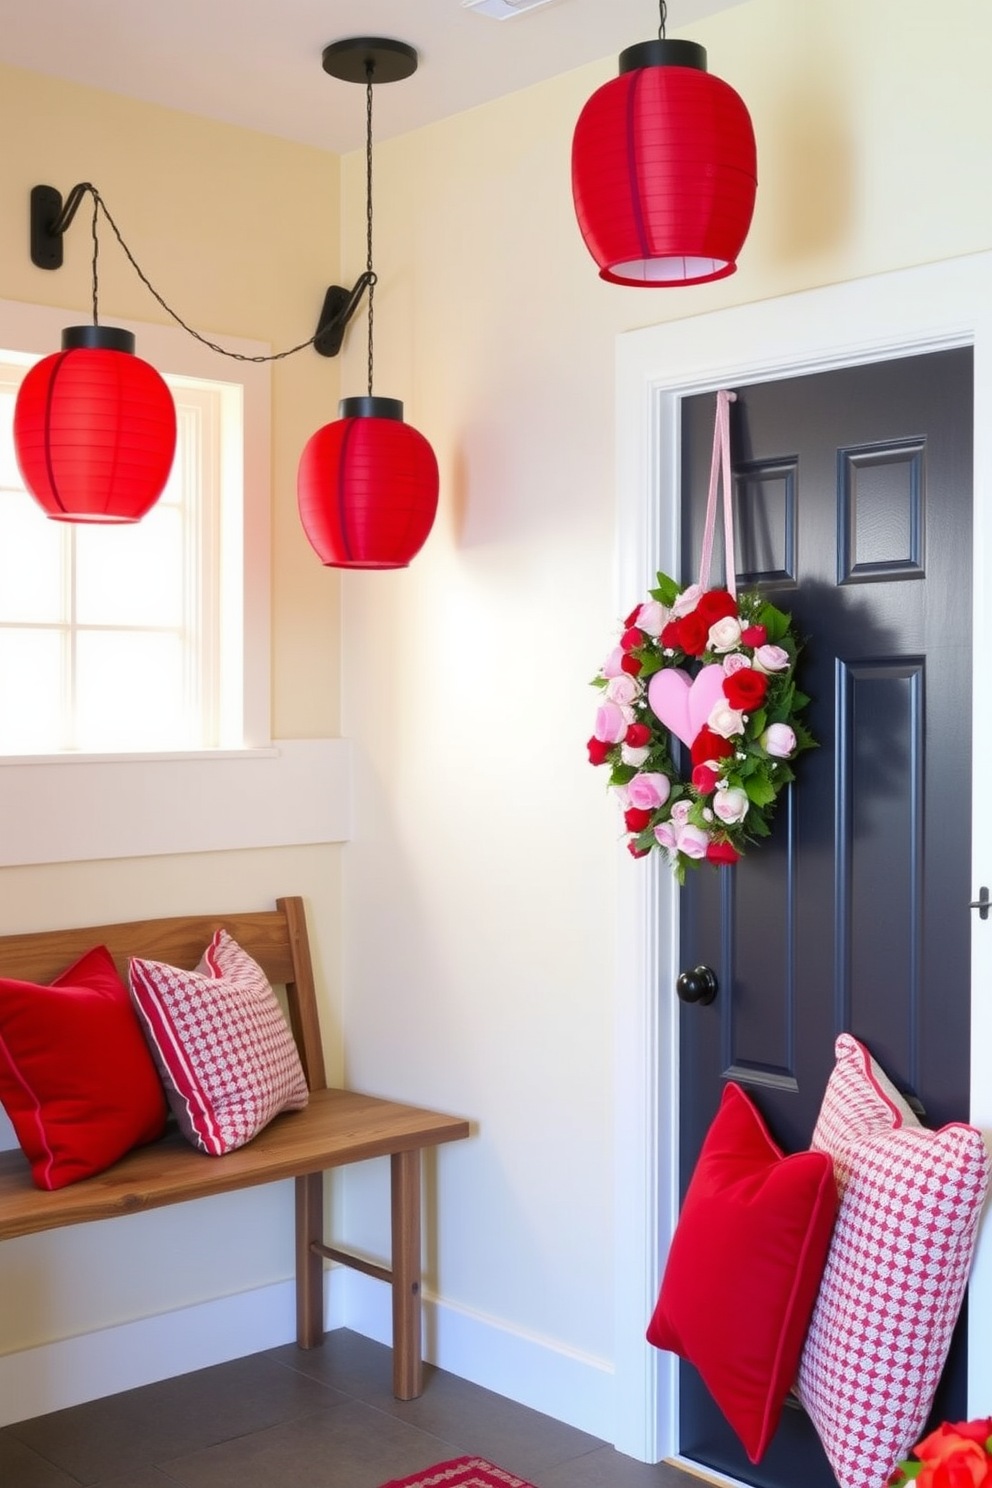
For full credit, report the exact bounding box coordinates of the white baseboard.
[0,1269,615,1444]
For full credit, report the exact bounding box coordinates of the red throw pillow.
[647,1081,838,1463]
[129,929,309,1156]
[0,945,168,1190]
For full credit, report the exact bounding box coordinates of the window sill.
[0,739,351,867]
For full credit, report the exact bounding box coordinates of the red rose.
[741,624,767,647]
[707,840,741,865]
[690,728,735,766]
[627,840,651,858]
[624,807,653,833]
[723,668,769,710]
[620,626,645,651]
[660,620,681,649]
[624,604,642,628]
[692,763,719,795]
[620,652,642,677]
[675,611,709,657]
[625,723,651,747]
[696,589,738,625]
[587,736,612,765]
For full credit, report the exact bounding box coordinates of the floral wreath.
[587,391,816,880]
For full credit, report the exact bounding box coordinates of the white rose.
[707,700,746,738]
[606,673,642,706]
[621,743,651,767]
[708,616,742,654]
[713,787,750,825]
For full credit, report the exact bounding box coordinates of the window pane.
[0,629,64,751]
[0,389,21,486]
[75,506,184,627]
[0,490,65,623]
[75,630,189,751]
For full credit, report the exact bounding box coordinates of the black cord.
[78,183,320,364]
[365,63,375,397]
[658,0,667,40]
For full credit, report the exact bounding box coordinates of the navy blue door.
[677,350,974,1488]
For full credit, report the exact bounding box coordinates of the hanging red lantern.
[13,326,177,522]
[571,39,757,288]
[297,396,439,570]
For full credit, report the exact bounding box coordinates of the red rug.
[382,1460,536,1488]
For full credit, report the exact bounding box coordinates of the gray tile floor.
[0,1329,697,1488]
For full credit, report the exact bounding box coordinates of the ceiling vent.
[461,0,560,18]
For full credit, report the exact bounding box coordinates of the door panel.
[676,349,973,1487]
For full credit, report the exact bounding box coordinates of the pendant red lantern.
[298,396,439,569]
[571,39,757,288]
[13,326,177,522]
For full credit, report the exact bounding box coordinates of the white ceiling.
[0,0,747,154]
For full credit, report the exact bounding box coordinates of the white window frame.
[0,299,351,866]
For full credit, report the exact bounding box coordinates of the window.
[0,300,270,756]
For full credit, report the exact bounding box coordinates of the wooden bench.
[0,896,470,1401]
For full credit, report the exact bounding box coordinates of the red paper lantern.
[13,326,177,522]
[297,396,439,570]
[571,40,757,288]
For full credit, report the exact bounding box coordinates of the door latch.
[969,886,990,920]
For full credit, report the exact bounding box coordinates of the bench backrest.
[0,895,327,1093]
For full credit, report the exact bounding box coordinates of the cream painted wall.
[337,0,992,1431]
[0,67,347,1387]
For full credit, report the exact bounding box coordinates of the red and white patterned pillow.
[129,930,309,1155]
[797,1034,990,1488]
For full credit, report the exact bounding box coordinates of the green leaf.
[591,675,608,689]
[745,774,778,806]
[757,602,791,643]
[651,572,681,608]
[610,764,637,786]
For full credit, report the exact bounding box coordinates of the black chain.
[366,64,375,397]
[658,0,667,39]
[76,184,319,363]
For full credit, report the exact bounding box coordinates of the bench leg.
[296,1171,325,1348]
[390,1148,423,1400]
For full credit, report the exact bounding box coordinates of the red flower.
[587,736,612,765]
[620,652,642,677]
[625,723,651,747]
[723,668,769,711]
[624,604,642,628]
[707,840,741,865]
[660,620,681,650]
[696,589,738,625]
[624,807,653,833]
[741,624,767,647]
[620,626,645,651]
[627,840,651,858]
[692,763,720,795]
[691,728,735,766]
[674,611,710,657]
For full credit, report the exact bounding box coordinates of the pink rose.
[707,700,746,738]
[761,723,796,758]
[594,702,628,744]
[654,821,678,850]
[636,600,667,637]
[670,799,693,827]
[707,616,742,654]
[671,582,703,618]
[723,652,751,676]
[677,824,711,858]
[602,647,625,678]
[627,772,671,811]
[713,786,749,824]
[753,644,790,674]
[606,673,641,706]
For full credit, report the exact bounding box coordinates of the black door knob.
[676,965,719,1005]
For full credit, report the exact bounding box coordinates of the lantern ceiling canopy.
[571,35,757,288]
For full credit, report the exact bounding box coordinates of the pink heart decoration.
[648,665,728,749]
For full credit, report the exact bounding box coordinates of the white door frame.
[613,252,992,1467]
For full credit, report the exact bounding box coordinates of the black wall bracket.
[30,182,94,270]
[313,271,375,358]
